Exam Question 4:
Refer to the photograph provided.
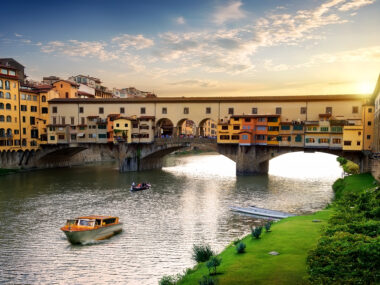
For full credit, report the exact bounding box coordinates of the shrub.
[159,274,181,285]
[206,256,222,275]
[192,244,215,263]
[198,275,217,285]
[265,221,272,232]
[236,242,246,254]
[343,161,360,175]
[337,156,347,166]
[251,226,263,239]
[232,238,241,245]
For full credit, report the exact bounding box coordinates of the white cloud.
[213,1,246,24]
[14,33,23,37]
[176,16,185,25]
[339,0,376,11]
[169,79,217,88]
[112,34,154,50]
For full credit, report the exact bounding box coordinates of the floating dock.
[230,206,296,219]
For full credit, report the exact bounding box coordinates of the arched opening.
[156,118,174,138]
[6,103,11,110]
[198,118,217,138]
[41,95,46,102]
[177,119,197,137]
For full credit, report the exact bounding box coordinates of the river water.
[0,152,342,284]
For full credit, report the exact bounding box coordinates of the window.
[5,80,10,90]
[242,135,248,140]
[124,123,128,127]
[367,135,371,139]
[65,92,69,98]
[14,130,19,135]
[98,134,107,139]
[352,106,358,113]
[0,92,3,98]
[318,138,329,143]
[268,117,278,122]
[79,107,84,113]
[368,108,373,113]
[184,107,189,114]
[256,126,266,131]
[23,128,26,135]
[116,123,120,127]
[268,126,279,131]
[206,107,211,114]
[41,107,48,114]
[61,117,65,124]
[81,117,85,124]
[52,106,57,113]
[140,107,146,114]
[0,80,2,89]
[71,117,75,125]
[320,127,329,132]
[52,117,57,124]
[0,115,4,122]
[21,105,27,111]
[99,107,104,114]
[31,106,37,112]
[22,116,26,123]
[14,105,16,111]
[31,129,38,139]
[162,107,167,114]
[233,125,240,130]
[281,125,290,130]
[256,135,266,140]
[276,107,282,115]
[221,125,228,130]
[6,103,11,110]
[71,134,77,140]
[244,118,250,122]
[252,107,257,114]
[231,135,239,140]
[306,138,315,143]
[32,96,37,101]
[326,107,332,114]
[219,135,230,140]
[301,107,307,114]
[0,103,3,109]
[50,136,55,141]
[228,108,234,115]
[295,134,302,142]
[42,96,46,102]
[357,141,361,146]
[30,117,35,125]
[120,107,125,114]
[368,121,372,126]
[98,125,107,129]
[344,141,352,146]
[58,134,65,140]
[5,92,11,99]
[331,126,342,133]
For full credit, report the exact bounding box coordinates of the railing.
[155,137,217,145]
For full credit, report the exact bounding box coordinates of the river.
[0,152,342,284]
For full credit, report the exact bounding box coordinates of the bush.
[159,274,181,285]
[265,221,272,232]
[251,226,263,239]
[337,156,347,166]
[343,161,360,175]
[206,256,222,275]
[236,242,246,254]
[232,238,241,245]
[192,244,215,263]
[198,275,217,285]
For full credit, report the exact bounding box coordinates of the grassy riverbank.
[177,173,376,285]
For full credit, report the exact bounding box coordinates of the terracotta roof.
[230,114,280,118]
[48,94,370,104]
[139,116,155,120]
[107,114,120,118]
[53,80,79,87]
[78,91,95,97]
[319,113,332,118]
[0,73,19,80]
[87,115,99,119]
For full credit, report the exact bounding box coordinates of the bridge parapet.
[154,137,217,145]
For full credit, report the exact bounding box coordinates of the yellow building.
[53,80,79,98]
[343,125,363,151]
[113,117,132,144]
[0,65,20,151]
[362,105,374,151]
[267,116,280,146]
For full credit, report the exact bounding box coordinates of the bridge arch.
[198,118,217,138]
[176,118,197,137]
[156,118,174,138]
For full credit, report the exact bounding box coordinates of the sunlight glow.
[357,81,374,94]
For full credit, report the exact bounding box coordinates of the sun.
[357,81,374,94]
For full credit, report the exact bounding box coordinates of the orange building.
[53,80,79,98]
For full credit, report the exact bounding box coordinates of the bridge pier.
[236,145,270,175]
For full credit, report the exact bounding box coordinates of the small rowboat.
[61,216,122,244]
[130,183,151,191]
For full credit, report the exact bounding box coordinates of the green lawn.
[178,173,376,285]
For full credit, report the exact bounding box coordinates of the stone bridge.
[0,138,370,175]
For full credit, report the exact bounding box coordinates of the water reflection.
[0,152,341,284]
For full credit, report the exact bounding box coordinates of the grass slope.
[179,173,376,285]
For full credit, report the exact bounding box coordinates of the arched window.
[41,95,46,102]
[0,91,3,98]
[0,103,3,109]
[0,115,4,122]
[6,103,11,110]
[6,115,11,122]
[0,129,4,137]
[5,80,10,90]
[0,80,3,89]
[22,139,27,146]
[6,129,12,136]
[5,92,10,99]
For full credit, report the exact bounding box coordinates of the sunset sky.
[1,0,379,97]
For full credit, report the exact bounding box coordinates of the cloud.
[112,34,154,50]
[41,40,118,61]
[14,33,23,37]
[169,79,217,88]
[339,0,376,11]
[213,1,246,24]
[176,16,185,25]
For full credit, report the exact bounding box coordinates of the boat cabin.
[63,216,119,230]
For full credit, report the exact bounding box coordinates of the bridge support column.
[236,145,269,175]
